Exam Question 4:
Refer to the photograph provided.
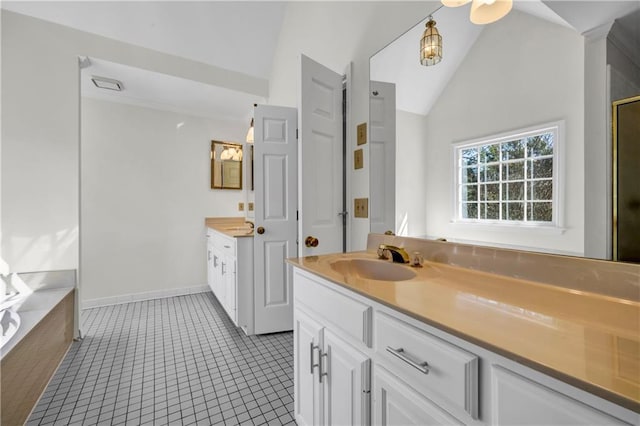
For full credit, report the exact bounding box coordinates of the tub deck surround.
[1,286,75,425]
[205,217,254,238]
[287,251,640,412]
[0,286,75,358]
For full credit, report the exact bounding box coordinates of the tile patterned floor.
[26,292,294,426]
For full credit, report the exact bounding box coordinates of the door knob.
[305,236,319,248]
[384,230,395,235]
[256,226,265,234]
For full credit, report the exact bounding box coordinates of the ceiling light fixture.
[420,16,442,66]
[91,76,124,91]
[441,0,513,25]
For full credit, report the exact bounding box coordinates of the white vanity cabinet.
[374,366,464,426]
[294,269,372,426]
[291,266,638,426]
[206,228,254,334]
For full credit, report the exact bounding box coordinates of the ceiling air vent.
[91,76,124,91]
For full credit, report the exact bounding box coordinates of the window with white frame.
[454,123,562,226]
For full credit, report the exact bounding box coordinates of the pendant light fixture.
[420,16,442,66]
[441,0,513,25]
[246,103,257,143]
[470,0,512,25]
[246,118,254,143]
[441,0,470,6]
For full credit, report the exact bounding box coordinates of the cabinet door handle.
[310,342,319,374]
[318,349,328,383]
[386,347,429,375]
[221,262,226,275]
[213,256,218,268]
[224,245,231,249]
[208,250,212,261]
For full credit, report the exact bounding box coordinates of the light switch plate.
[354,198,368,218]
[238,202,245,211]
[357,123,367,145]
[354,149,364,170]
[248,202,254,211]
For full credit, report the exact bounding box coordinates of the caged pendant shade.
[420,17,442,66]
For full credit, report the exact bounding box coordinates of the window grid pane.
[457,130,554,223]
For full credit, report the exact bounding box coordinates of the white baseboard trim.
[82,285,210,309]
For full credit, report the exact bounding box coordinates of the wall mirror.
[211,141,243,190]
[369,2,639,261]
[613,95,640,263]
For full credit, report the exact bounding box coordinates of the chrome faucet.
[377,244,410,264]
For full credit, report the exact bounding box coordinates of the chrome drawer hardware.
[386,346,430,375]
[319,350,329,383]
[213,255,219,268]
[221,262,226,275]
[310,343,319,374]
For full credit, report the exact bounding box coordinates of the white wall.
[81,98,246,303]
[423,11,585,255]
[268,1,437,251]
[584,26,612,260]
[1,10,266,273]
[396,110,427,237]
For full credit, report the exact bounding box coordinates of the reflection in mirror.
[211,141,243,190]
[369,3,638,259]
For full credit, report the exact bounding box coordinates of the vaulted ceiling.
[2,1,638,120]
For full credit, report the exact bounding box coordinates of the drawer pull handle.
[386,347,429,375]
[224,245,231,249]
[310,343,319,374]
[319,350,328,383]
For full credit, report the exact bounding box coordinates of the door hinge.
[297,210,299,221]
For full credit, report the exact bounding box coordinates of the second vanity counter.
[205,217,254,238]
[288,250,640,413]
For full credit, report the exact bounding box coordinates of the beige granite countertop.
[205,217,254,238]
[288,251,640,412]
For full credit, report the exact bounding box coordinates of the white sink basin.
[330,259,417,281]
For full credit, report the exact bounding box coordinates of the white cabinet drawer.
[213,232,236,257]
[375,312,479,419]
[294,270,372,347]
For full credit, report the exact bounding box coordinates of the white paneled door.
[299,55,344,256]
[254,105,298,334]
[369,81,396,235]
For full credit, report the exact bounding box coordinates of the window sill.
[449,220,567,235]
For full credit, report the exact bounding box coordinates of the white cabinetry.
[206,228,254,334]
[374,366,463,426]
[294,270,372,425]
[375,312,478,421]
[491,366,629,425]
[291,266,638,426]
